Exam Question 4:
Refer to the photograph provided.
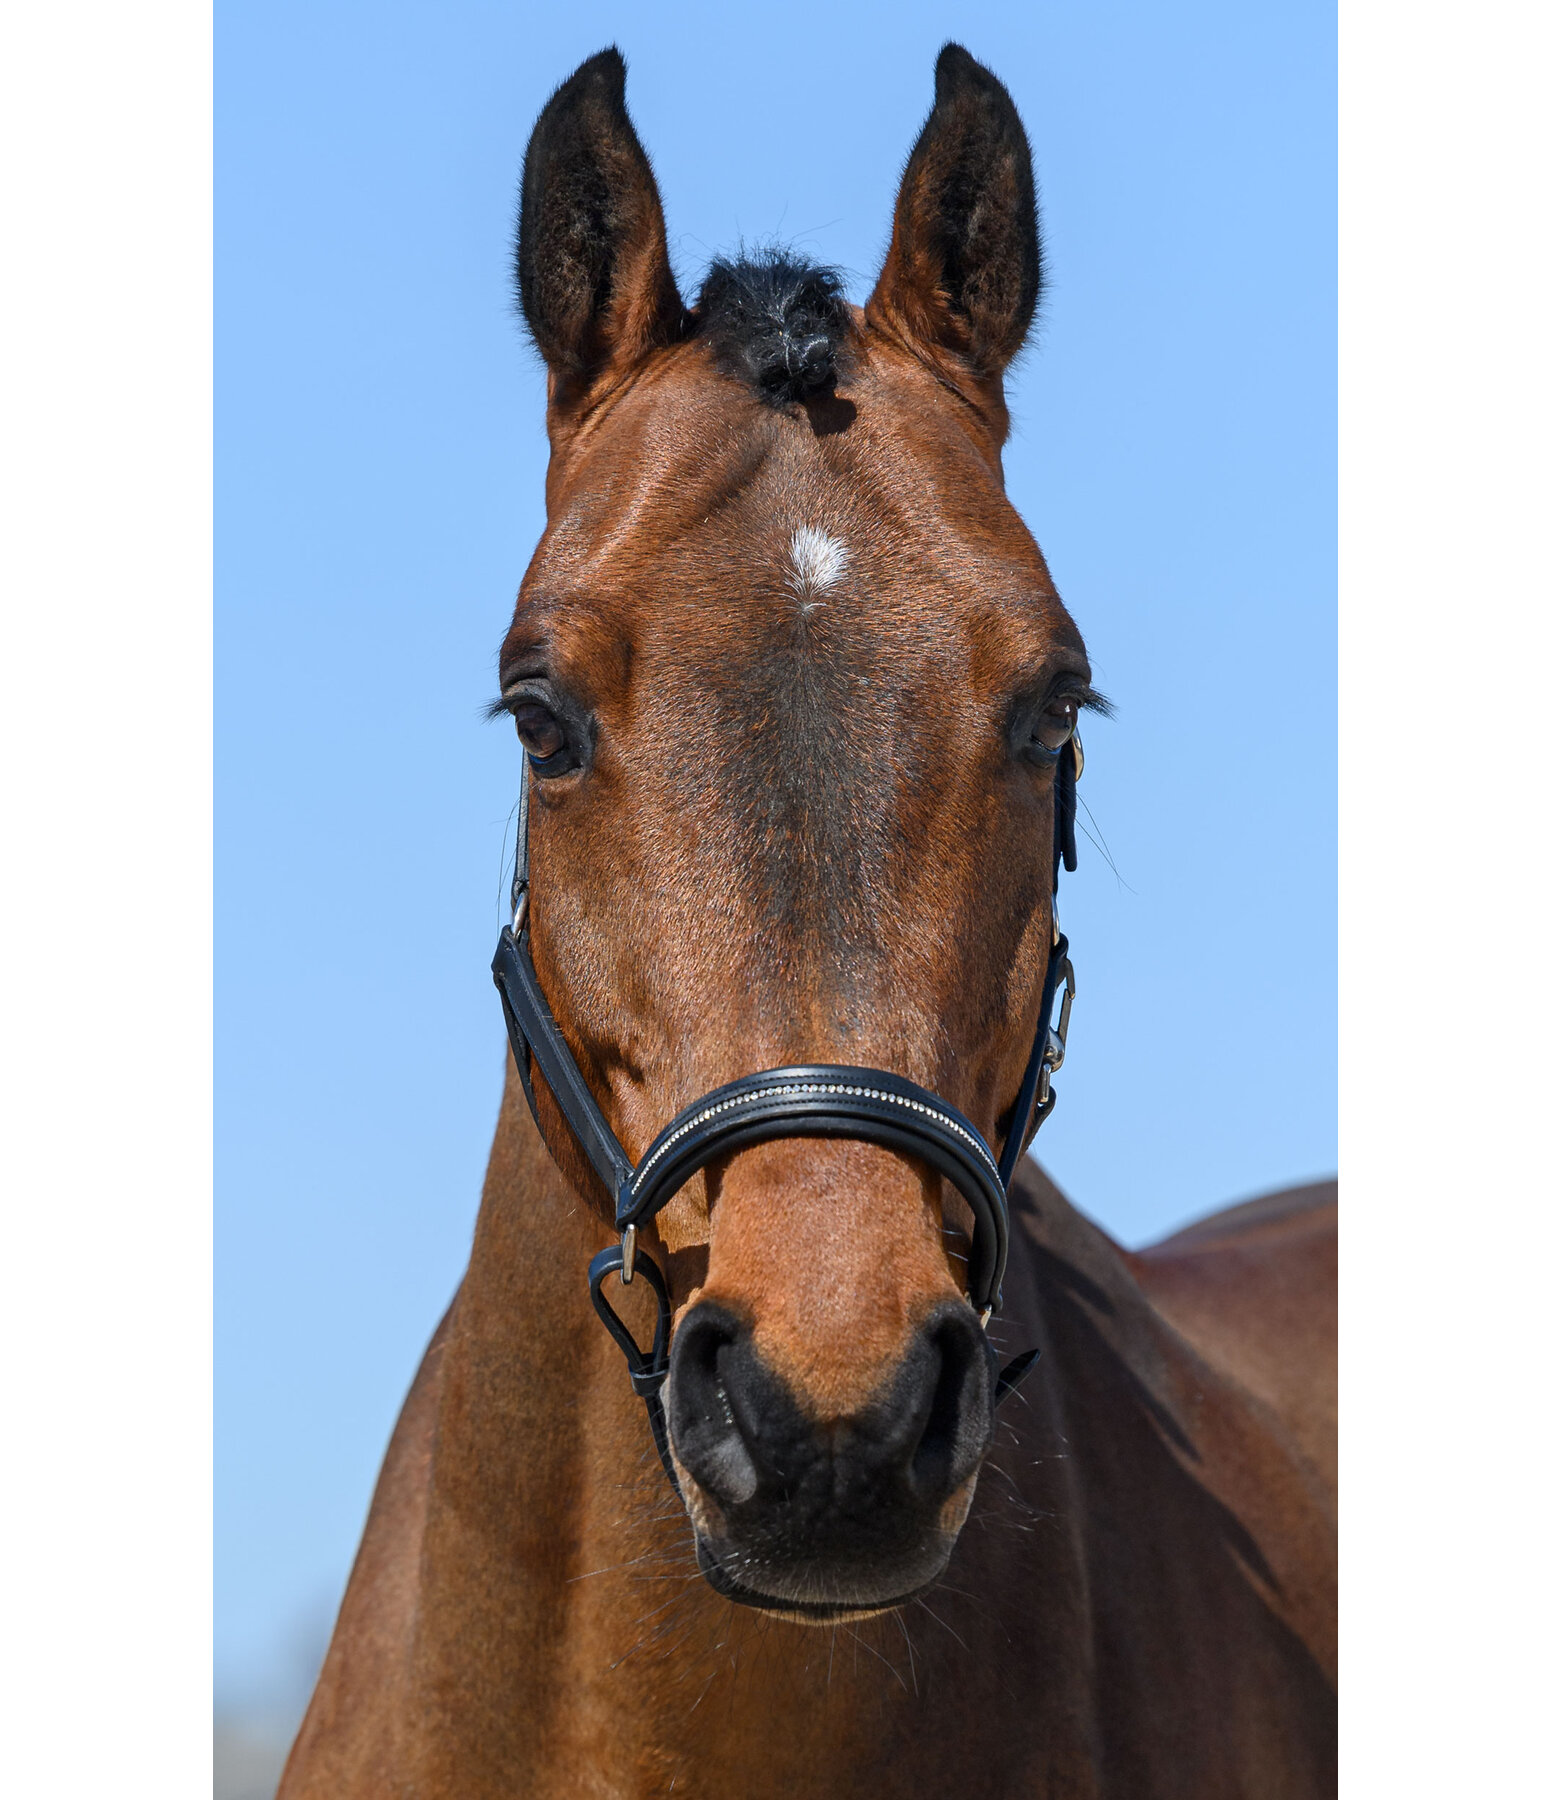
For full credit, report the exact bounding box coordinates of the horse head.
[498,43,1098,1623]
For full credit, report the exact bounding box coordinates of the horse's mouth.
[693,1533,940,1625]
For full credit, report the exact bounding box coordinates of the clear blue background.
[217,0,1333,1715]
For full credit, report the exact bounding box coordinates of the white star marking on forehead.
[784,525,849,606]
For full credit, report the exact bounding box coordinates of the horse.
[278,43,1335,1799]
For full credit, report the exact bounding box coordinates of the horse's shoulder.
[278,1291,457,1798]
[1006,1166,1336,1495]
[1126,1180,1337,1492]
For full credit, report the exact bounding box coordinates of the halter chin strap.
[491,737,1080,1492]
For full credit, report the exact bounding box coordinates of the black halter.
[491,739,1080,1495]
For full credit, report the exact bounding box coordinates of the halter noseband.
[491,738,1080,1495]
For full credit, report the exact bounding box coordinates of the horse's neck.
[402,1082,659,1788]
[400,1081,1100,1797]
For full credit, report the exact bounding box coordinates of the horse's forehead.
[538,351,1048,611]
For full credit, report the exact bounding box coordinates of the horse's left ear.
[516,48,684,411]
[866,44,1041,389]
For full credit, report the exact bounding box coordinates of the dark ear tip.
[586,44,626,79]
[556,44,627,107]
[934,42,988,91]
[933,41,1014,109]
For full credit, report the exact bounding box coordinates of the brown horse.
[280,44,1334,1799]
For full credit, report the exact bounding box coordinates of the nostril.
[908,1310,994,1505]
[668,1306,759,1508]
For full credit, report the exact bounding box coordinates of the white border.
[1342,0,1547,1789]
[3,0,1547,1785]
[0,3,211,1794]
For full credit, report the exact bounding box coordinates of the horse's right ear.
[516,49,683,410]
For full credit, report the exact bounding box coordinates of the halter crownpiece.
[491,738,1080,1493]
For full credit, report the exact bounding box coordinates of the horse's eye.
[514,701,567,766]
[1034,696,1079,754]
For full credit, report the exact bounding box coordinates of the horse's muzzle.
[667,1300,995,1618]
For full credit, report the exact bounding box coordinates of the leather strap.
[588,1241,681,1498]
[996,932,1073,1191]
[995,732,1079,1184]
[1057,734,1079,875]
[492,922,634,1208]
[620,1065,1009,1314]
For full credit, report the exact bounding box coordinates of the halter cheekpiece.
[491,738,1080,1494]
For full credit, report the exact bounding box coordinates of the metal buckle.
[511,888,529,936]
[1070,727,1084,782]
[1044,956,1075,1076]
[620,1222,637,1284]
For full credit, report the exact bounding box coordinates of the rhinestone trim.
[627,1080,1001,1203]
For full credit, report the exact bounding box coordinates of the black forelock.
[693,251,852,405]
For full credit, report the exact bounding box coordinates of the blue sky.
[217,0,1333,1709]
